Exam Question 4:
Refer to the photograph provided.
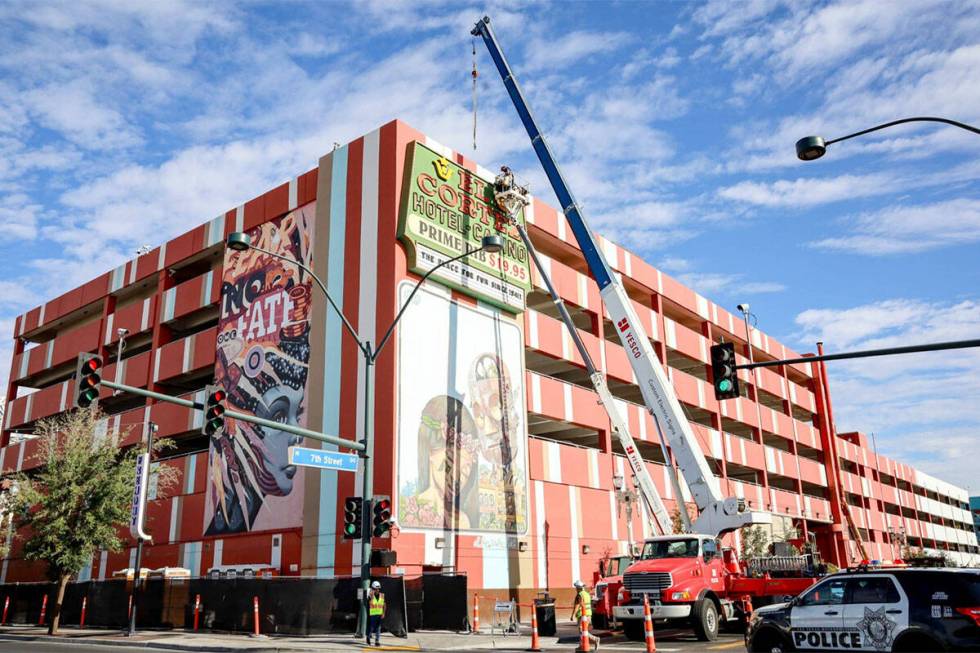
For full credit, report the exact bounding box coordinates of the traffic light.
[710,342,740,400]
[202,384,227,436]
[74,353,103,408]
[372,496,392,537]
[343,497,363,540]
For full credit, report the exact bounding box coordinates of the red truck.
[613,534,823,641]
[591,554,634,629]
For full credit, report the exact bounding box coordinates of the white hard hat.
[573,580,584,588]
[371,581,381,589]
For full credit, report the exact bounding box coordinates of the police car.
[745,567,980,652]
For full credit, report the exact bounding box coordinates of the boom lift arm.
[472,16,771,536]
[494,170,673,537]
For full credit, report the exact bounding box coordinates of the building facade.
[2,120,977,597]
[972,497,980,546]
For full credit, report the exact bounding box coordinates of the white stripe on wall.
[535,480,548,589]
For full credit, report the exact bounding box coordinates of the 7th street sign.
[288,446,359,472]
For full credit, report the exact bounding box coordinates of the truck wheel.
[692,599,720,641]
[623,620,644,641]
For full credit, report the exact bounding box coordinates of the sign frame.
[397,141,531,313]
[288,446,359,472]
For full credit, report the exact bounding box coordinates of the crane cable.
[472,39,478,150]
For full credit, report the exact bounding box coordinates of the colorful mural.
[204,204,316,535]
[397,284,528,534]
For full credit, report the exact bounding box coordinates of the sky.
[0,0,978,490]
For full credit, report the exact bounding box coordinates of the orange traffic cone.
[642,594,657,653]
[576,614,591,652]
[528,604,542,652]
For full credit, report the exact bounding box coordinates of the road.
[0,632,748,652]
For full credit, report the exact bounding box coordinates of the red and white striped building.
[2,120,976,600]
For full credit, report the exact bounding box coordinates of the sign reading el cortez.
[397,142,531,313]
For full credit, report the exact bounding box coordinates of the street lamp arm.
[244,243,367,357]
[373,247,484,359]
[825,116,980,146]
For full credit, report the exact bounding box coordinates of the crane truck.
[473,16,826,641]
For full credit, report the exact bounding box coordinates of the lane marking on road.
[362,646,421,651]
[707,641,745,649]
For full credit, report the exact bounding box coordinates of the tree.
[670,504,697,534]
[9,409,176,635]
[740,525,769,560]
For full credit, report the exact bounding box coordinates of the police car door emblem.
[855,606,897,650]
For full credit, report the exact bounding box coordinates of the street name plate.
[288,446,358,472]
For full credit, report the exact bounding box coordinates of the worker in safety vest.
[571,580,600,651]
[367,580,386,647]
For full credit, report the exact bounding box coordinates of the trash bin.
[534,593,556,637]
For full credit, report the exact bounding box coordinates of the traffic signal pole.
[99,379,364,452]
[734,338,980,370]
[356,349,375,638]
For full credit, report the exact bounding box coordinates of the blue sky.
[1,0,978,489]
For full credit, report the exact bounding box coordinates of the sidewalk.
[0,623,616,652]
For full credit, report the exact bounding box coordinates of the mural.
[397,284,528,533]
[204,204,316,535]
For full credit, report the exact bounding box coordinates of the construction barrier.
[472,593,480,633]
[38,594,47,625]
[527,601,541,652]
[576,614,590,653]
[0,576,419,635]
[80,596,87,628]
[192,594,201,631]
[252,596,260,636]
[1,596,8,624]
[642,593,656,653]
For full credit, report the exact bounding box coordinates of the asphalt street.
[0,632,748,652]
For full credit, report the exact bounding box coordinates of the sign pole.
[127,422,156,637]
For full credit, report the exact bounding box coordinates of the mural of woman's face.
[254,385,304,495]
[427,431,476,495]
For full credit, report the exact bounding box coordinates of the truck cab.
[592,554,635,628]
[614,534,731,641]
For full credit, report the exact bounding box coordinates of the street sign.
[129,453,152,541]
[288,446,359,472]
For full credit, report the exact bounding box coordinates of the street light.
[796,116,980,161]
[225,230,503,635]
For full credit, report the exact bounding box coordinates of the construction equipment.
[472,16,830,640]
[472,15,770,540]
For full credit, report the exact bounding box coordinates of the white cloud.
[718,172,899,207]
[812,198,980,254]
[524,30,633,70]
[0,193,41,239]
[678,272,786,297]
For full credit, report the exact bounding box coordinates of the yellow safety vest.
[575,589,592,618]
[369,594,385,616]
